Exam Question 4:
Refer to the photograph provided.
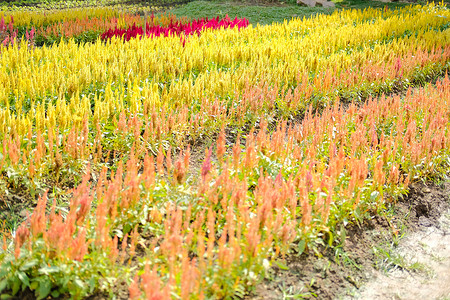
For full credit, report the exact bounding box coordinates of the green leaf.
[20,260,38,271]
[17,272,29,287]
[38,265,60,275]
[0,267,10,278]
[297,240,306,255]
[354,206,361,220]
[88,277,96,293]
[74,278,85,290]
[370,190,380,201]
[343,217,349,227]
[328,231,334,247]
[51,290,60,298]
[37,280,52,300]
[0,279,7,293]
[123,224,132,235]
[11,279,19,296]
[0,294,13,300]
[274,260,289,271]
[340,225,347,245]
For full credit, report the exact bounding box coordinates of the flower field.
[0,8,191,46]
[0,2,449,299]
[101,15,250,41]
[1,0,174,12]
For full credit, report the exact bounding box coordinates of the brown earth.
[246,180,450,300]
[346,182,450,300]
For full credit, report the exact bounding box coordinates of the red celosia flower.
[201,148,212,181]
[101,15,249,43]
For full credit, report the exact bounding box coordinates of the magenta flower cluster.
[100,15,250,42]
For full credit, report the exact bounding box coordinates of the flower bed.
[0,3,449,299]
[101,15,250,41]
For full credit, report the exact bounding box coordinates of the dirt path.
[346,184,450,300]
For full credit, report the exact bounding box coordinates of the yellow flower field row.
[0,5,447,201]
[0,4,449,140]
[0,1,162,20]
[1,6,122,27]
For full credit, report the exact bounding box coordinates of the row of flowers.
[100,15,250,41]
[1,77,449,298]
[0,6,121,27]
[0,15,34,46]
[0,3,449,298]
[0,4,447,123]
[0,4,448,204]
[0,11,191,46]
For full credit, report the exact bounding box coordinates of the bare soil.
[246,180,450,300]
[346,182,450,300]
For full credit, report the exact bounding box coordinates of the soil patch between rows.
[246,180,450,300]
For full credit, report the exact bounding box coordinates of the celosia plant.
[34,13,188,46]
[1,76,449,298]
[0,3,449,299]
[100,15,250,41]
[0,3,448,210]
[0,15,34,47]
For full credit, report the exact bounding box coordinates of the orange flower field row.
[1,76,449,298]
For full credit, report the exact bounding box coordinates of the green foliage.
[165,1,335,25]
[0,235,128,298]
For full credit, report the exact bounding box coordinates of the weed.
[278,282,317,299]
[373,241,432,276]
[334,247,362,271]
